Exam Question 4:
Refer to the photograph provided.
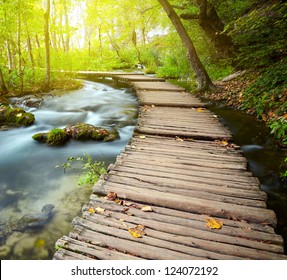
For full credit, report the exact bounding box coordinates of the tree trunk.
[17,2,24,95]
[63,0,70,53]
[196,0,235,58]
[44,0,51,90]
[157,0,214,91]
[0,66,8,95]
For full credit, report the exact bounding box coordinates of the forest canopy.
[0,0,286,94]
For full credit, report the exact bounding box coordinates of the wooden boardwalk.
[53,72,287,260]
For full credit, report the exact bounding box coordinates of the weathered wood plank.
[73,216,238,260]
[53,248,94,260]
[89,195,278,236]
[104,177,266,208]
[93,180,277,226]
[114,75,165,82]
[119,151,247,171]
[109,165,261,192]
[106,173,266,202]
[55,235,143,260]
[137,90,205,107]
[81,210,286,259]
[71,225,204,260]
[132,81,185,92]
[115,157,259,184]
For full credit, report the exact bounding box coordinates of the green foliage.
[47,128,68,146]
[226,2,287,68]
[242,57,287,118]
[56,154,107,186]
[268,117,287,145]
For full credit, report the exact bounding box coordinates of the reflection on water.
[0,80,138,259]
[209,105,287,251]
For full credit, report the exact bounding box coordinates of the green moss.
[0,107,35,126]
[103,129,120,142]
[64,123,111,141]
[47,128,68,146]
[32,133,48,143]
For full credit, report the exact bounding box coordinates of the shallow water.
[208,104,287,251]
[0,80,138,259]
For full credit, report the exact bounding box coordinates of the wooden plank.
[131,135,241,154]
[82,208,286,259]
[89,195,278,236]
[136,107,232,140]
[115,157,259,184]
[73,216,237,260]
[71,225,204,260]
[132,81,185,92]
[114,75,165,82]
[109,165,260,192]
[106,174,266,202]
[55,236,143,260]
[125,144,247,163]
[119,151,247,171]
[53,248,94,260]
[116,155,255,179]
[104,177,266,208]
[137,90,205,107]
[93,180,277,226]
[89,195,279,239]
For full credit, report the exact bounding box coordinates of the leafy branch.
[56,153,107,186]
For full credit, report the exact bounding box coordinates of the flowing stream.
[0,80,138,259]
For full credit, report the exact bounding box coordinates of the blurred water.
[0,80,138,259]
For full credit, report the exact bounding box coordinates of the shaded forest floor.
[199,70,287,148]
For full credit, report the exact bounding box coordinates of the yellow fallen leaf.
[141,205,153,212]
[220,140,229,146]
[206,218,223,229]
[139,135,146,139]
[128,224,146,238]
[196,108,205,112]
[88,207,96,213]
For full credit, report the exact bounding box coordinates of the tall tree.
[0,66,8,95]
[44,0,51,90]
[157,0,214,91]
[178,0,235,57]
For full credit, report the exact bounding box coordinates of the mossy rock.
[2,107,35,126]
[47,128,69,145]
[32,133,48,143]
[103,129,120,142]
[32,129,69,146]
[64,123,111,141]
